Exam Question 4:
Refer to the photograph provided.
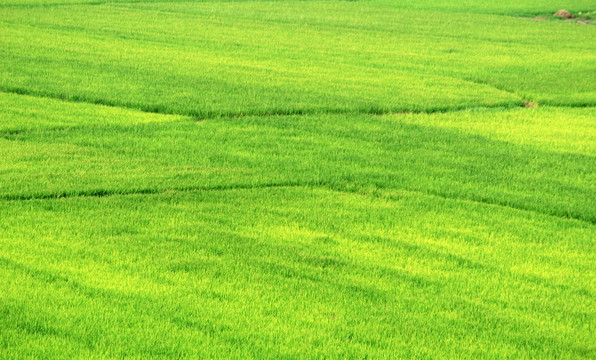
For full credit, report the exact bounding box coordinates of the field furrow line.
[0,87,527,121]
[0,182,308,202]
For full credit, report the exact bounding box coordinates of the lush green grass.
[1,91,595,359]
[1,0,595,359]
[2,187,594,359]
[2,92,595,223]
[2,0,594,15]
[1,1,595,117]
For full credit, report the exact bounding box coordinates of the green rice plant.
[1,1,594,118]
[1,1,595,358]
[1,187,594,359]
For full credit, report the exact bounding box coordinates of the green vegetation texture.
[0,0,595,359]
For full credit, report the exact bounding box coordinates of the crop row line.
[4,85,593,124]
[0,86,532,122]
[0,181,306,202]
[3,180,594,226]
[0,0,159,8]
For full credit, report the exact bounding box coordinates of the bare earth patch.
[554,10,574,19]
[526,10,594,25]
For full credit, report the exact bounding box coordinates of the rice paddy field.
[1,0,595,359]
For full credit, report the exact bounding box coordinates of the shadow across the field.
[1,114,594,224]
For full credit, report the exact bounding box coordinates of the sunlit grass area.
[1,0,595,359]
[2,187,594,358]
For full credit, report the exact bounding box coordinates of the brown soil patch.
[554,10,574,19]
[524,102,538,108]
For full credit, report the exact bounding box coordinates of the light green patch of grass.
[1,1,595,116]
[0,92,184,133]
[396,106,596,155]
[576,10,596,19]
[1,187,594,359]
[2,0,595,15]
